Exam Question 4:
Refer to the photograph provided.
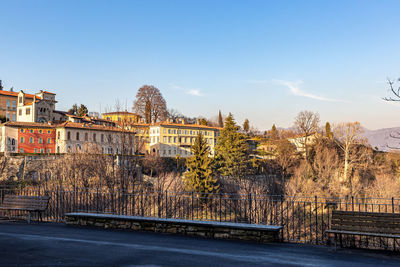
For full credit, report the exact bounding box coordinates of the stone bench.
[66,212,283,243]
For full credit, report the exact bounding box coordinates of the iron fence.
[1,186,399,250]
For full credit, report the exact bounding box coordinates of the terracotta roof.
[1,121,56,128]
[151,121,222,130]
[102,111,138,116]
[43,91,55,95]
[0,91,35,98]
[58,121,134,133]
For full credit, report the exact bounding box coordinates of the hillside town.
[0,82,224,157]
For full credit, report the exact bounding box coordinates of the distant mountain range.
[362,127,400,152]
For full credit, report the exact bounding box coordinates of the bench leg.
[334,233,337,251]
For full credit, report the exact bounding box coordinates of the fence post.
[219,192,222,222]
[315,195,318,244]
[165,190,168,218]
[392,197,395,213]
[191,191,194,221]
[249,193,252,224]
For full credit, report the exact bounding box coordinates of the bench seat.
[0,195,50,223]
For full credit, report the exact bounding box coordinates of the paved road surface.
[0,221,399,266]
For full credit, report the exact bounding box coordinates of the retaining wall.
[66,212,282,243]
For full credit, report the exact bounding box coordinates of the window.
[34,148,38,153]
[101,134,104,142]
[48,130,51,134]
[20,148,24,153]
[20,137,24,143]
[93,133,96,142]
[174,137,177,143]
[168,137,171,143]
[57,131,60,140]
[46,149,51,153]
[39,138,43,144]
[6,100,10,108]
[12,101,16,109]
[26,108,30,115]
[76,132,79,141]
[85,133,88,141]
[30,129,33,133]
[40,148,44,153]
[39,130,42,134]
[67,132,71,140]
[108,134,112,143]
[30,137,34,143]
[20,129,24,133]
[18,109,22,116]
[163,129,166,134]
[163,136,166,143]
[47,138,51,144]
[168,129,171,134]
[19,96,23,104]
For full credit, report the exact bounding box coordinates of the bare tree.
[383,78,400,101]
[294,111,320,161]
[333,121,365,195]
[133,85,167,123]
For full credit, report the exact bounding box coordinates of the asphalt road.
[0,222,399,266]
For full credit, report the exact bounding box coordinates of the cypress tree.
[184,133,219,197]
[325,122,333,139]
[214,113,250,180]
[243,118,250,134]
[270,124,278,140]
[218,110,224,128]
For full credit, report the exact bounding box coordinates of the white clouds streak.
[273,79,345,102]
[169,83,204,97]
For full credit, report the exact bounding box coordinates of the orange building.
[16,123,56,153]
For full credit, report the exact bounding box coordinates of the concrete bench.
[66,212,283,243]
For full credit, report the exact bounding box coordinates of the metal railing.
[1,186,399,250]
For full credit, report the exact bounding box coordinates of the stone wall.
[66,213,282,243]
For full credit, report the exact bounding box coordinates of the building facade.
[55,121,136,155]
[0,122,56,154]
[148,120,221,158]
[0,90,35,122]
[103,111,141,124]
[17,90,57,123]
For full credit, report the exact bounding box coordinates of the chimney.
[181,118,185,124]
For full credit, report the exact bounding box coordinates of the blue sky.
[1,0,400,130]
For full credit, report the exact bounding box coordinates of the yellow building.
[102,111,141,124]
[148,119,221,158]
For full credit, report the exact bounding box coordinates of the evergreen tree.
[325,122,333,139]
[214,113,250,179]
[270,124,278,140]
[77,104,88,117]
[200,118,208,126]
[68,104,79,115]
[243,119,250,134]
[218,110,224,128]
[184,133,219,197]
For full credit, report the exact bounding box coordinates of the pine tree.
[218,110,224,128]
[214,113,250,180]
[270,124,278,140]
[184,133,219,197]
[243,119,250,134]
[325,122,333,139]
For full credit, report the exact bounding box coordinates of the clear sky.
[1,0,400,130]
